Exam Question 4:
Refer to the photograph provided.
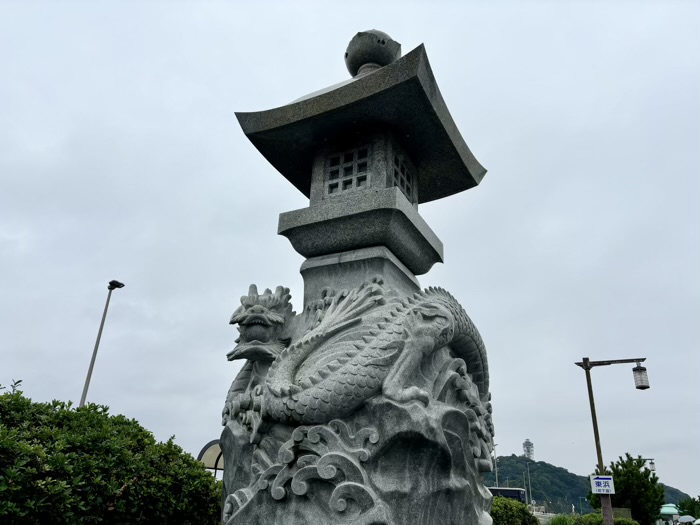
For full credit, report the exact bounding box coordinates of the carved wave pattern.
[429,352,495,473]
[223,420,389,525]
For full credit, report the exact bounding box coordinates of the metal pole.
[527,462,533,508]
[582,357,614,525]
[79,286,115,407]
[523,473,528,504]
[494,444,499,488]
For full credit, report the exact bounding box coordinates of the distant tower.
[523,439,534,460]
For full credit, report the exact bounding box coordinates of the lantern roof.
[235,44,486,204]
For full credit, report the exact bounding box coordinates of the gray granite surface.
[221,280,494,525]
[300,246,420,307]
[222,30,493,525]
[344,30,401,77]
[236,44,486,203]
[278,187,443,275]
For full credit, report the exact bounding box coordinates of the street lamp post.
[493,443,499,488]
[527,462,533,509]
[575,357,650,525]
[79,280,125,407]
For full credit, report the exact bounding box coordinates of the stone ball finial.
[345,30,401,77]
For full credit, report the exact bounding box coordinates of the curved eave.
[236,45,486,204]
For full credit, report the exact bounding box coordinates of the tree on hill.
[483,454,690,517]
[678,496,700,518]
[0,381,221,524]
[483,454,594,514]
[588,453,664,525]
[664,486,694,505]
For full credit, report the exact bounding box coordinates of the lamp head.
[108,280,125,290]
[633,363,650,390]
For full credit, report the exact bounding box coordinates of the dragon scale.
[261,287,489,425]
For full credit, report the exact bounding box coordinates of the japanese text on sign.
[590,475,615,495]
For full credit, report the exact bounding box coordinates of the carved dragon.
[222,280,494,524]
[222,285,295,431]
[228,280,489,435]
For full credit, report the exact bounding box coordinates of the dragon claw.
[384,386,431,407]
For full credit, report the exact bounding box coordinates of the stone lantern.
[236,30,487,305]
[222,31,494,525]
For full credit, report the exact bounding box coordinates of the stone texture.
[221,280,494,525]
[235,44,486,204]
[278,187,443,276]
[307,127,419,207]
[299,246,419,307]
[222,30,493,525]
[344,30,401,77]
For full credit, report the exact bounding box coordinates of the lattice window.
[392,153,415,202]
[325,146,370,196]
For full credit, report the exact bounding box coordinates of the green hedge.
[0,384,221,524]
[549,513,640,525]
[491,496,539,525]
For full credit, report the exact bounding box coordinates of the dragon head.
[406,304,455,350]
[227,285,294,362]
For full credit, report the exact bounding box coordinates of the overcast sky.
[1,1,698,500]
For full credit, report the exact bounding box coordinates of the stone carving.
[221,279,494,525]
[223,28,493,525]
[344,29,401,77]
[222,285,295,438]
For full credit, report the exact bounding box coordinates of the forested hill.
[482,454,690,515]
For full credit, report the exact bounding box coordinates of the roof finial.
[344,30,401,77]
